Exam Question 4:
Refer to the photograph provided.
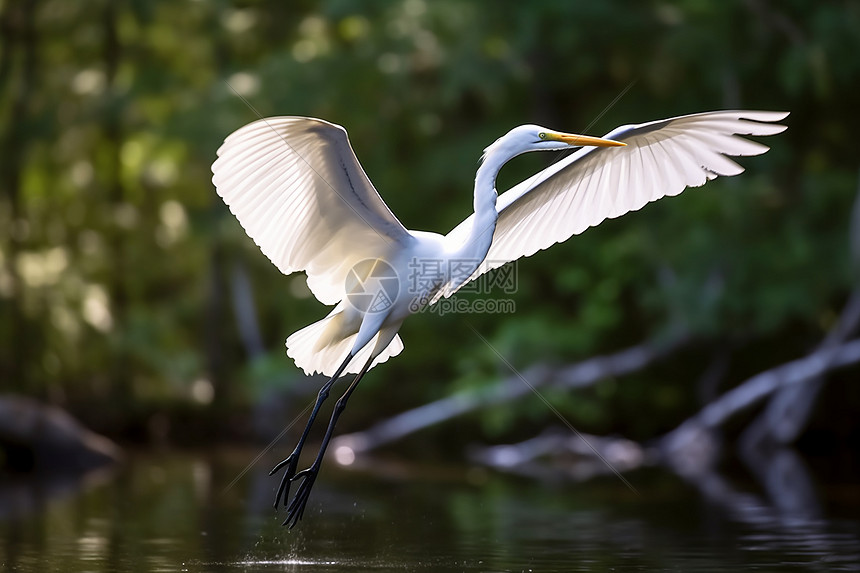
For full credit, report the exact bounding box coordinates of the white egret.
[212,110,787,527]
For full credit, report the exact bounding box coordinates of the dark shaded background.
[1,0,858,464]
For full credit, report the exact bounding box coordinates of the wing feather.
[212,117,414,305]
[437,110,787,300]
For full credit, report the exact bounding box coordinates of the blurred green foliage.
[1,0,858,442]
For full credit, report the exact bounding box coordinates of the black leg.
[283,353,374,528]
[270,351,354,509]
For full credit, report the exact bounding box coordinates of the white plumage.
[212,109,787,528]
[213,111,787,376]
[438,111,788,299]
[212,117,414,305]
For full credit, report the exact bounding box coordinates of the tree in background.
[0,0,858,452]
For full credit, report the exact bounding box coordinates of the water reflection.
[0,449,858,572]
[0,465,115,521]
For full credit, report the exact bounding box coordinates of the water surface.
[1,449,858,572]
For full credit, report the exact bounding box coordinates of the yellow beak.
[547,132,626,147]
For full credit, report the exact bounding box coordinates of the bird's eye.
[539,132,547,139]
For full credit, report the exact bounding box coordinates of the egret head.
[483,124,625,164]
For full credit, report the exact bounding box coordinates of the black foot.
[283,466,318,529]
[269,452,300,509]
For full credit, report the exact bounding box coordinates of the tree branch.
[468,428,651,482]
[333,331,688,454]
[661,338,860,474]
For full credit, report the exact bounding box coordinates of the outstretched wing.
[212,117,414,305]
[437,110,788,300]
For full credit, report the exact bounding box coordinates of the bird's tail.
[286,309,404,377]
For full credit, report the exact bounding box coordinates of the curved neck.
[449,149,507,272]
